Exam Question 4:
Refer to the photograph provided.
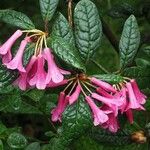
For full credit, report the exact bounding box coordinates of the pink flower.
[2,48,12,64]
[5,37,30,72]
[0,30,22,55]
[43,48,70,84]
[101,113,119,133]
[51,92,68,122]
[47,80,68,88]
[91,93,123,107]
[90,77,117,93]
[96,87,114,98]
[126,82,145,111]
[131,79,147,105]
[126,109,134,124]
[85,96,108,126]
[29,54,47,89]
[13,56,37,90]
[69,84,81,105]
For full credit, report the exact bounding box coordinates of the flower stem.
[68,0,73,27]
[91,59,109,73]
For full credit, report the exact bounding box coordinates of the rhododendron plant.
[0,0,149,149]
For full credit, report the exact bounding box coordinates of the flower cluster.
[0,30,147,133]
[51,74,147,133]
[0,30,70,90]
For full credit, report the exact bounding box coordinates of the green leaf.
[135,58,150,68]
[51,12,74,45]
[8,93,22,111]
[123,66,150,89]
[0,140,3,150]
[90,127,132,146]
[0,9,35,29]
[74,0,102,63]
[92,74,124,84]
[47,36,86,71]
[61,95,92,146]
[40,0,59,21]
[0,63,17,94]
[0,97,42,114]
[7,132,27,149]
[0,123,7,135]
[25,142,40,150]
[119,15,140,69]
[23,43,35,66]
[23,89,45,102]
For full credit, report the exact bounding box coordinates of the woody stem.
[68,0,73,27]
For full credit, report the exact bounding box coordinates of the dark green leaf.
[8,93,22,111]
[74,0,102,63]
[23,43,35,66]
[123,66,150,89]
[135,58,150,68]
[40,0,59,21]
[92,74,124,84]
[47,36,86,71]
[0,63,17,94]
[61,95,92,146]
[23,89,45,102]
[108,3,136,18]
[90,127,132,146]
[119,15,140,69]
[7,132,27,149]
[51,12,74,45]
[0,97,42,114]
[25,142,40,150]
[0,140,3,150]
[0,9,35,29]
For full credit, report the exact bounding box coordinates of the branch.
[101,18,119,53]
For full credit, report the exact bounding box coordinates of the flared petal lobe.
[5,38,29,72]
[43,48,64,84]
[126,82,145,111]
[13,56,37,90]
[85,96,108,126]
[51,92,68,122]
[0,30,22,55]
[131,79,147,105]
[29,54,47,89]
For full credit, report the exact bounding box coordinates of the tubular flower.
[51,73,147,133]
[51,92,68,122]
[5,37,30,72]
[0,29,70,90]
[0,30,22,55]
[85,96,108,126]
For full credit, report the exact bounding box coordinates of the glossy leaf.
[123,66,150,89]
[23,89,45,102]
[40,0,59,21]
[0,63,17,94]
[0,9,35,29]
[92,74,124,84]
[23,43,35,66]
[0,140,3,150]
[74,0,102,63]
[25,142,40,150]
[119,15,140,69]
[61,95,92,146]
[7,132,27,149]
[51,12,74,45]
[90,127,131,146]
[8,93,22,111]
[0,97,42,114]
[47,36,86,71]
